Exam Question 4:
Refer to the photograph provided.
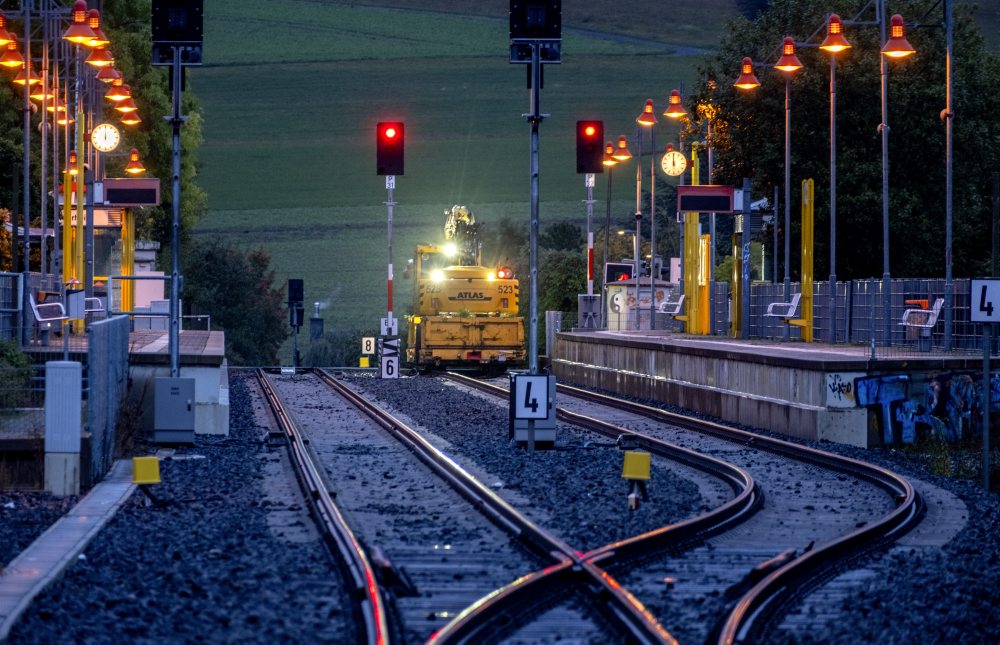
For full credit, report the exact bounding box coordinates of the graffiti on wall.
[855,371,1000,445]
[826,372,864,408]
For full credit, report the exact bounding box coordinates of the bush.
[0,340,31,409]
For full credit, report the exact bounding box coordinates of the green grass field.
[193,0,723,360]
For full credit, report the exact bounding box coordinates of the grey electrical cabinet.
[154,377,196,443]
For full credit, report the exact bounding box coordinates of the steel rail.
[442,372,762,565]
[547,381,924,644]
[314,370,674,644]
[256,369,391,645]
[440,371,772,645]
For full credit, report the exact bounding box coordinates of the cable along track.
[445,373,923,644]
[263,368,681,643]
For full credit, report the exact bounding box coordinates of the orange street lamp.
[881,14,914,58]
[115,94,138,113]
[601,134,633,299]
[63,1,97,46]
[775,37,802,294]
[613,135,632,161]
[877,11,915,345]
[602,141,618,167]
[68,150,79,176]
[105,77,128,101]
[29,84,54,102]
[97,62,122,83]
[13,61,41,86]
[636,99,656,126]
[821,13,850,344]
[0,11,13,48]
[125,148,145,174]
[96,65,121,83]
[0,35,24,69]
[733,57,760,90]
[86,9,110,48]
[663,89,688,118]
[56,113,74,126]
[820,13,851,53]
[774,37,803,73]
[120,112,141,126]
[85,45,114,67]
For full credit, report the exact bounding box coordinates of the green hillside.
[193,0,997,363]
[193,0,727,361]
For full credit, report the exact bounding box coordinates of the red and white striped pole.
[386,175,395,331]
[586,173,595,295]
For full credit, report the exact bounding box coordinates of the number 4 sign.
[513,374,549,420]
[971,279,1000,323]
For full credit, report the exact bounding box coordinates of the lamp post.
[879,9,916,346]
[775,40,802,303]
[944,0,954,350]
[601,137,632,326]
[820,14,850,344]
[635,99,654,329]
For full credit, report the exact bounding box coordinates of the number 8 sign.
[971,279,1000,323]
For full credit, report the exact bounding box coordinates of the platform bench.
[899,297,944,351]
[764,293,809,331]
[658,294,685,327]
[28,293,68,345]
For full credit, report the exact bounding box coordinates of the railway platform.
[552,329,993,448]
[24,328,230,438]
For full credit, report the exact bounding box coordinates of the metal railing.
[546,277,998,359]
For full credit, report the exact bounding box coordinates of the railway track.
[256,368,687,643]
[441,372,925,644]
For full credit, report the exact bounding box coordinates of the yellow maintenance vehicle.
[405,206,525,369]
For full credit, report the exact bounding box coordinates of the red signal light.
[376,121,404,176]
[576,120,604,174]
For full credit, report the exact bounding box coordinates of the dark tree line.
[691,0,1000,281]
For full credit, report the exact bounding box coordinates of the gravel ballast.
[2,370,997,642]
[5,373,354,643]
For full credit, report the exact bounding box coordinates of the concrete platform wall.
[553,334,870,447]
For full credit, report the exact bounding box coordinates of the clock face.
[91,123,120,152]
[661,150,688,177]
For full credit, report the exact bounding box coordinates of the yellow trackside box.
[132,456,161,485]
[622,451,651,481]
[359,356,370,368]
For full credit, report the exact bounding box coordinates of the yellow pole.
[731,232,740,336]
[801,179,814,342]
[698,233,710,331]
[74,111,84,292]
[683,143,702,333]
[61,171,73,286]
[122,208,134,312]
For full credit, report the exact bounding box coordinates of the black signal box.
[288,279,304,304]
[510,1,561,40]
[151,0,203,66]
[510,0,561,63]
[576,120,604,174]
[376,122,404,176]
